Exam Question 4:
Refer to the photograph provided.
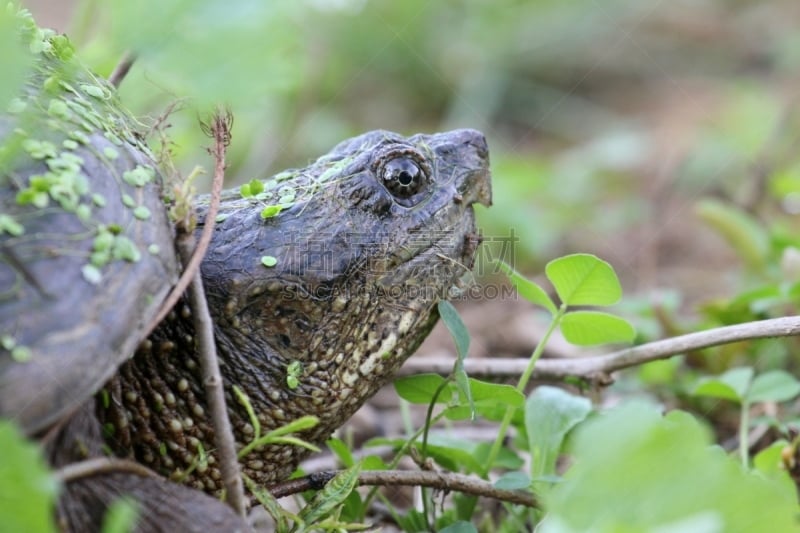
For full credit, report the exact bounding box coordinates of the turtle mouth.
[380,192,484,289]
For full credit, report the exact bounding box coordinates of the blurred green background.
[10,2,800,519]
[16,0,800,303]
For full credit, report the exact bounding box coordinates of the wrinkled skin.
[101,128,492,490]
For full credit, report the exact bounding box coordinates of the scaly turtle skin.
[0,13,491,531]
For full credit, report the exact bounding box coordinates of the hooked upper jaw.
[424,128,492,210]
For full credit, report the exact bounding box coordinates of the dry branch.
[108,51,136,88]
[269,469,538,508]
[145,111,228,336]
[173,111,244,517]
[178,235,245,517]
[55,457,155,483]
[399,316,800,381]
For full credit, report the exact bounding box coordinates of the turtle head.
[197,128,491,478]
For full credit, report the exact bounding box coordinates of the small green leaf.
[560,311,636,346]
[264,415,319,438]
[104,132,123,145]
[22,139,57,160]
[11,346,32,362]
[453,366,474,420]
[242,474,299,532]
[752,440,795,496]
[69,130,90,145]
[232,385,260,440]
[0,335,14,351]
[47,99,70,119]
[441,405,474,421]
[133,206,151,220]
[248,179,264,196]
[394,373,451,404]
[82,264,103,285]
[443,378,525,420]
[692,367,754,404]
[496,260,557,315]
[468,378,524,407]
[438,300,474,416]
[423,438,485,473]
[260,255,277,267]
[438,300,470,359]
[260,205,282,219]
[214,213,228,223]
[361,455,388,471]
[439,522,478,533]
[546,253,622,306]
[0,421,58,532]
[752,440,788,475]
[493,471,531,490]
[747,370,800,404]
[238,415,320,459]
[286,360,302,389]
[122,166,154,187]
[76,205,92,222]
[0,214,24,236]
[100,498,138,533]
[112,236,141,263]
[103,147,119,160]
[317,158,352,182]
[16,188,48,208]
[243,475,294,532]
[121,194,136,207]
[93,231,115,252]
[81,84,106,99]
[298,464,361,525]
[239,183,252,198]
[90,251,111,267]
[526,386,592,481]
[326,438,355,468]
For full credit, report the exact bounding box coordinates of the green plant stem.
[740,401,750,468]
[422,377,453,458]
[482,306,566,477]
[399,398,414,437]
[361,410,448,516]
[420,376,453,530]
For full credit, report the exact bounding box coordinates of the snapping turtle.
[0,13,491,532]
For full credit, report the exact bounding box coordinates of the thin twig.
[398,316,800,382]
[174,110,245,516]
[108,51,137,88]
[55,457,155,484]
[144,111,229,337]
[178,236,246,517]
[269,469,538,508]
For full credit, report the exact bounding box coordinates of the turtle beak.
[450,128,492,209]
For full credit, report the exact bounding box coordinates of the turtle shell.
[0,36,178,435]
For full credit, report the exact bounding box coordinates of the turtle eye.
[381,157,426,198]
